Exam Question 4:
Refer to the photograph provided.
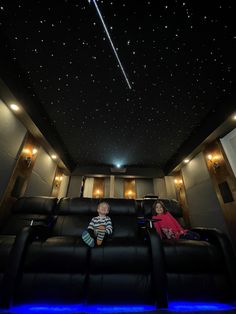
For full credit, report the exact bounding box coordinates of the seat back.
[141,198,186,228]
[0,196,57,235]
[52,197,97,236]
[103,198,138,238]
[53,197,138,238]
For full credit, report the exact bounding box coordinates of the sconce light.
[174,178,183,190]
[55,175,63,187]
[22,148,38,167]
[207,154,220,171]
[127,190,133,199]
[95,189,101,198]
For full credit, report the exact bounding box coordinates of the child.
[152,200,200,240]
[82,201,113,247]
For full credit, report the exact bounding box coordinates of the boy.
[82,201,112,247]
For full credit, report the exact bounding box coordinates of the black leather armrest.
[191,227,236,298]
[0,221,54,308]
[23,215,57,228]
[138,217,161,229]
[145,228,168,308]
[0,226,31,308]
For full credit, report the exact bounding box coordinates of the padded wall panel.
[182,152,228,233]
[136,179,154,199]
[25,147,57,197]
[0,100,26,200]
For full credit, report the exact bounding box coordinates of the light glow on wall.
[10,103,20,111]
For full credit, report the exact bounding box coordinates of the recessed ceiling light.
[233,114,236,120]
[51,155,57,160]
[184,159,189,163]
[10,104,20,111]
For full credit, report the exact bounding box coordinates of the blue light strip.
[1,301,235,313]
[0,304,156,314]
[168,301,236,312]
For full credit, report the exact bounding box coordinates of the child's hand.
[97,225,105,230]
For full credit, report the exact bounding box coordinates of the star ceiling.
[0,0,235,172]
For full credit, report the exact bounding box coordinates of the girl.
[152,200,200,240]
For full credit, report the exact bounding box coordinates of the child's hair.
[152,200,167,215]
[98,201,110,212]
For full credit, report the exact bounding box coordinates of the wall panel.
[25,147,57,196]
[182,152,228,233]
[0,100,26,202]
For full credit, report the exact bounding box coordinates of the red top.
[152,212,186,239]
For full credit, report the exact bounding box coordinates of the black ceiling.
[0,0,235,174]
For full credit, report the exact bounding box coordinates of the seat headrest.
[12,197,57,214]
[57,197,98,214]
[57,197,136,216]
[103,198,136,215]
[142,198,183,218]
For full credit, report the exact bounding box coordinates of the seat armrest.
[138,217,161,229]
[191,227,236,298]
[0,221,54,308]
[145,228,168,308]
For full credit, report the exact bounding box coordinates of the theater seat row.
[0,196,235,309]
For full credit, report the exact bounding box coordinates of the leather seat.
[0,196,57,308]
[16,197,167,308]
[15,197,93,304]
[141,198,236,302]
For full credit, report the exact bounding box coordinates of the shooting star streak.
[88,0,132,89]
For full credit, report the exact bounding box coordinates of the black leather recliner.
[0,196,57,308]
[141,198,236,302]
[15,197,167,308]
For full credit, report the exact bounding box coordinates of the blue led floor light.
[2,301,236,313]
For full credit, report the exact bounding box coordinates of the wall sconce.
[174,178,183,190]
[95,189,101,198]
[55,175,63,187]
[207,154,220,171]
[22,148,38,167]
[127,190,133,199]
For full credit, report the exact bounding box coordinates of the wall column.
[109,175,115,198]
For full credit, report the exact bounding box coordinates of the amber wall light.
[207,154,220,171]
[22,147,38,167]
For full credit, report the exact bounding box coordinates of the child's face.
[155,203,164,214]
[97,203,109,216]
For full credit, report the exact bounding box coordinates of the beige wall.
[25,147,57,196]
[153,178,167,198]
[220,128,236,178]
[0,99,27,202]
[165,176,177,199]
[58,175,70,199]
[181,152,228,233]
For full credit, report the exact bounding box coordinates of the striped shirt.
[88,216,113,235]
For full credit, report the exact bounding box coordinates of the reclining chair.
[141,198,236,302]
[15,197,167,308]
[0,196,57,308]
